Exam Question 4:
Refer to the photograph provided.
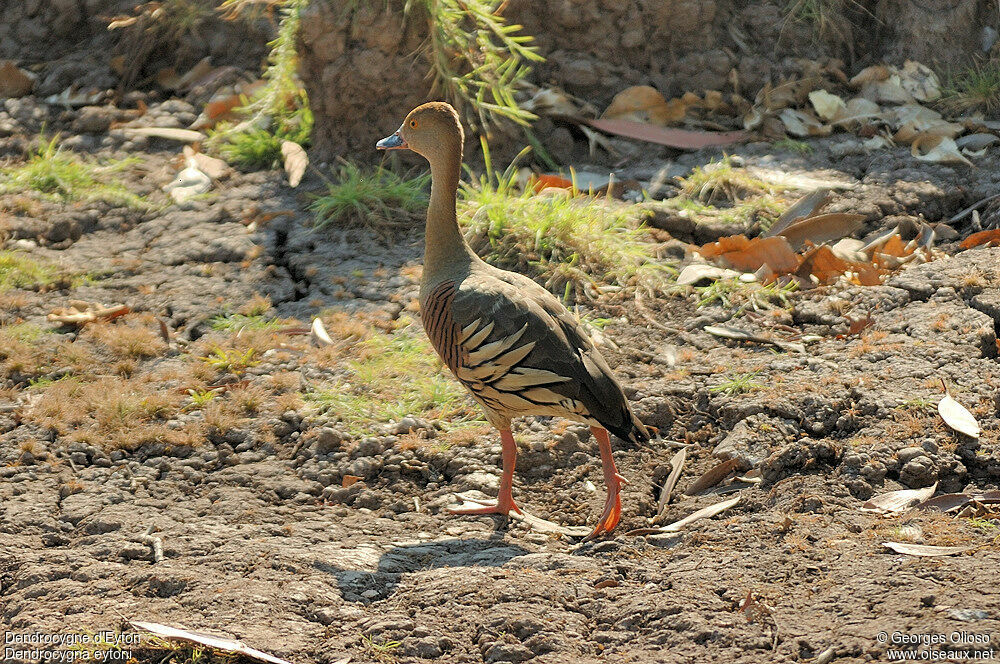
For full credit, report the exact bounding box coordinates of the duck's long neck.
[423,149,475,280]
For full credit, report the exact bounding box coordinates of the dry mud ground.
[1,97,1000,664]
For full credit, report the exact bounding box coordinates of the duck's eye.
[409,120,417,128]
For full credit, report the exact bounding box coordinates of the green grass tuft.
[306,322,480,436]
[460,142,672,301]
[676,156,776,204]
[0,135,145,207]
[310,162,429,230]
[772,138,814,154]
[940,58,1000,115]
[709,371,763,395]
[0,251,59,291]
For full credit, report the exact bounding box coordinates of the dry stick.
[950,193,1000,223]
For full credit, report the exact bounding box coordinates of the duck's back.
[421,263,648,443]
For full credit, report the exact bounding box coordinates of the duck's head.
[376,102,464,164]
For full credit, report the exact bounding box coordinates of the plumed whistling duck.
[377,102,649,540]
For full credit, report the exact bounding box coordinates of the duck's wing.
[422,272,648,443]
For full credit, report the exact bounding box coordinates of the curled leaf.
[311,317,334,347]
[861,482,938,514]
[882,542,969,557]
[911,135,973,167]
[685,459,739,496]
[281,140,308,188]
[939,389,980,439]
[658,496,742,533]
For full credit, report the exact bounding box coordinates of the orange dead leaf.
[342,475,362,488]
[531,174,574,192]
[960,229,1000,249]
[603,85,689,125]
[797,245,849,283]
[700,235,799,274]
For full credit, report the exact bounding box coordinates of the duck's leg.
[448,428,522,515]
[584,427,628,541]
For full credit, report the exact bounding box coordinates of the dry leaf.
[808,90,846,122]
[767,189,831,237]
[685,459,740,496]
[281,141,308,188]
[898,60,941,102]
[700,235,799,274]
[603,85,688,125]
[850,65,891,87]
[48,302,130,326]
[583,118,747,149]
[164,160,211,203]
[960,229,1000,249]
[861,76,914,104]
[131,622,294,664]
[911,135,973,167]
[676,264,740,286]
[882,542,969,557]
[311,317,334,346]
[125,127,207,143]
[915,492,1000,513]
[656,447,687,518]
[0,61,35,98]
[511,509,592,537]
[939,390,980,439]
[779,108,831,137]
[182,146,230,179]
[861,482,938,514]
[531,174,574,192]
[341,474,362,488]
[776,212,866,251]
[657,496,741,532]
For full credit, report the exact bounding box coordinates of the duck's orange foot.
[583,472,626,542]
[448,496,523,516]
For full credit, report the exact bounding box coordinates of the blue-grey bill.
[376,133,406,150]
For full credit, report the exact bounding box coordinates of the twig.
[950,193,1000,223]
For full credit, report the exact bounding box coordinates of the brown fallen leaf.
[916,491,1000,512]
[882,542,970,557]
[685,459,739,496]
[911,135,974,167]
[583,118,747,149]
[861,482,938,514]
[131,622,294,664]
[0,61,35,98]
[603,85,689,125]
[960,229,1000,249]
[341,474,362,488]
[776,212,866,251]
[281,141,308,188]
[766,189,831,237]
[700,235,799,274]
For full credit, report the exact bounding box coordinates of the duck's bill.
[376,133,408,150]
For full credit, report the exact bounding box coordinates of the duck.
[377,102,649,540]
